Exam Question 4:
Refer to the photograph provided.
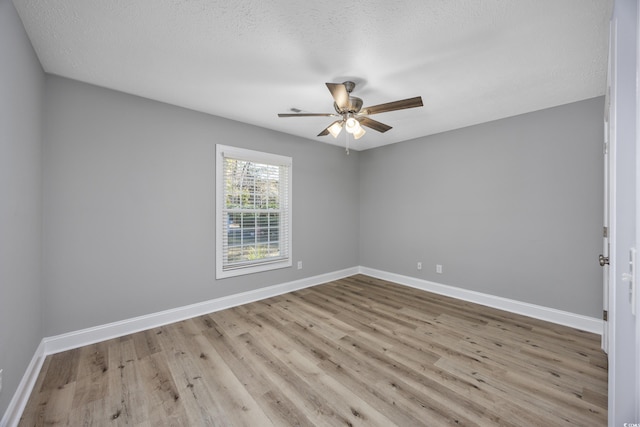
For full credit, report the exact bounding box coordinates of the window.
[216,145,292,278]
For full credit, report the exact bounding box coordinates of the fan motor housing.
[334,96,363,114]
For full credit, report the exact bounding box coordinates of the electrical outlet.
[436,264,443,274]
[297,261,303,270]
[417,262,422,270]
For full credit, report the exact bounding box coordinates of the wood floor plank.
[199,315,313,426]
[107,336,150,425]
[39,348,80,392]
[71,341,110,411]
[18,274,608,426]
[255,307,431,425]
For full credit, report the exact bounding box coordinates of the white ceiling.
[13,0,612,151]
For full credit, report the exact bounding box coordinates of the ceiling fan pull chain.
[345,130,349,155]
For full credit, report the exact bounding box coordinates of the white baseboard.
[358,266,603,335]
[43,266,359,356]
[36,267,603,356]
[3,265,601,426]
[1,340,46,427]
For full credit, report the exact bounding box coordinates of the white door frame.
[635,2,640,418]
[606,15,618,417]
[603,37,612,353]
[604,15,618,353]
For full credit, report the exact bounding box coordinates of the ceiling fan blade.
[358,117,392,133]
[278,113,336,117]
[361,96,423,115]
[326,83,350,111]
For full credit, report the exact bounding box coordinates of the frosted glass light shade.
[353,126,366,139]
[345,117,359,133]
[328,121,343,138]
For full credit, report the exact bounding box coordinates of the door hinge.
[603,310,608,321]
[603,226,608,238]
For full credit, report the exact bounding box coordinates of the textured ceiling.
[13,0,612,151]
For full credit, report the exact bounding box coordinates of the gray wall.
[42,76,360,336]
[359,97,604,317]
[0,0,44,418]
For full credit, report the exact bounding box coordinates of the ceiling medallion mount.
[278,80,423,152]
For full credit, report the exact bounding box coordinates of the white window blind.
[216,145,292,279]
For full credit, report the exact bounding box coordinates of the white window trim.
[216,144,292,279]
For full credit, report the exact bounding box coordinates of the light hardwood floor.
[19,275,607,426]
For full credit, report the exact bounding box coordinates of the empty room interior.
[2,0,639,425]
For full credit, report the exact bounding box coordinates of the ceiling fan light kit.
[278,81,423,151]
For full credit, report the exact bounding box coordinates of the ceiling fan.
[278,81,423,142]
